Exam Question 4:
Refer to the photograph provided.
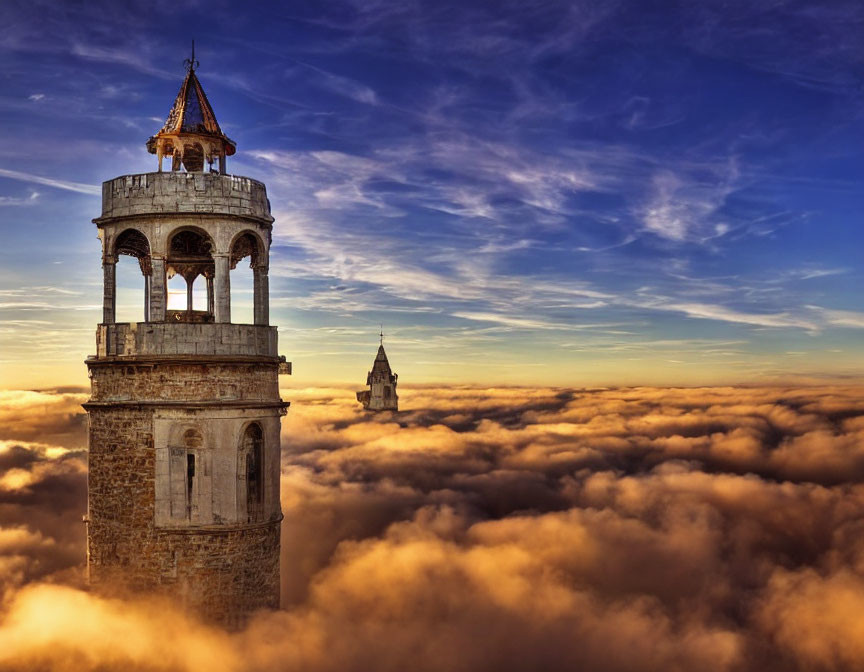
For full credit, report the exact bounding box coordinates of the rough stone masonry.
[84,58,289,628]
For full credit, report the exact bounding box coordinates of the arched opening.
[230,231,266,326]
[167,426,204,521]
[240,423,264,523]
[112,229,151,323]
[166,274,208,311]
[166,228,214,323]
[230,260,254,324]
[115,255,145,322]
[182,142,204,173]
[166,273,188,311]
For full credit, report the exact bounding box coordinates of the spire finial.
[379,324,384,346]
[184,40,199,72]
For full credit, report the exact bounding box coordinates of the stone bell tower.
[356,331,398,411]
[84,52,289,627]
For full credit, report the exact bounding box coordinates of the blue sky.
[1,0,863,387]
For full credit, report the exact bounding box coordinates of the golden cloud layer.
[1,384,864,670]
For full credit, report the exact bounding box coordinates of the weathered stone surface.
[357,344,399,411]
[89,361,279,402]
[86,361,284,627]
[94,323,278,358]
[87,167,286,629]
[98,172,272,223]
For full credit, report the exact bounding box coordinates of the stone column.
[144,274,151,322]
[150,257,167,322]
[186,277,194,315]
[102,257,116,324]
[214,254,230,323]
[207,275,214,316]
[253,266,269,326]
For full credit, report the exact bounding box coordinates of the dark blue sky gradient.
[1,0,862,386]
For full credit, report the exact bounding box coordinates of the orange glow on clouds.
[2,384,864,670]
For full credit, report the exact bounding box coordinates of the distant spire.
[184,40,199,73]
[357,328,398,411]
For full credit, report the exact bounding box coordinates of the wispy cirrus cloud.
[1,0,862,386]
[0,168,100,195]
[812,307,864,329]
[651,302,820,331]
[637,162,740,242]
[0,191,39,206]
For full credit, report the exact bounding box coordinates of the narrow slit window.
[186,452,195,519]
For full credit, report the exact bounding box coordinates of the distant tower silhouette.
[357,328,398,411]
[84,49,290,628]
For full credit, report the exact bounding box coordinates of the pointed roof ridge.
[370,343,394,376]
[160,69,221,136]
[146,60,237,162]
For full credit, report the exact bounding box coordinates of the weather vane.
[380,324,384,345]
[183,40,199,72]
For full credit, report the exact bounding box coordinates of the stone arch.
[166,227,215,320]
[229,230,266,269]
[229,230,269,326]
[166,422,205,450]
[113,227,152,272]
[109,228,153,323]
[182,427,203,448]
[167,226,214,259]
[238,422,264,523]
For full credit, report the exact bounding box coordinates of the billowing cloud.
[2,384,864,670]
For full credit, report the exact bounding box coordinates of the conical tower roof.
[371,344,392,375]
[160,69,233,144]
[146,55,236,167]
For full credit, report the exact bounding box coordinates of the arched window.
[166,272,190,311]
[113,229,151,323]
[229,232,262,325]
[240,424,264,523]
[166,228,214,322]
